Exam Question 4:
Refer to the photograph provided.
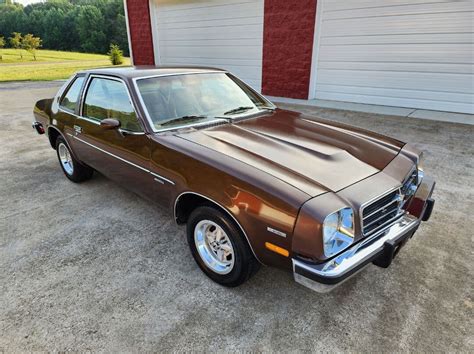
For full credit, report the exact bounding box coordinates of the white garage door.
[312,0,474,114]
[150,0,264,91]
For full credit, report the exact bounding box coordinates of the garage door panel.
[316,84,474,104]
[162,57,261,68]
[157,2,262,22]
[318,61,473,75]
[157,26,263,41]
[318,44,473,64]
[324,0,455,12]
[321,33,473,46]
[156,0,257,13]
[161,45,262,60]
[159,38,263,47]
[317,69,473,93]
[159,16,262,30]
[316,91,474,114]
[322,12,472,36]
[153,0,264,91]
[313,0,473,113]
[324,1,473,20]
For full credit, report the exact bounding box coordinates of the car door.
[70,75,155,201]
[56,74,85,146]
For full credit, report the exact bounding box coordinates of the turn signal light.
[265,242,289,257]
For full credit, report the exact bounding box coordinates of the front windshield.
[135,72,274,130]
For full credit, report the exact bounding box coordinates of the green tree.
[42,8,65,49]
[103,0,129,56]
[0,36,4,60]
[9,32,22,58]
[62,7,81,51]
[76,5,107,53]
[0,3,27,39]
[22,33,41,60]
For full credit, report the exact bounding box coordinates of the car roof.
[78,65,226,80]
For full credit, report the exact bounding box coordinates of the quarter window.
[60,76,84,112]
[83,77,142,132]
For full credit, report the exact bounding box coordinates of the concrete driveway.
[0,82,472,351]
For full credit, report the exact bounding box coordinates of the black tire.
[187,206,260,287]
[55,136,93,183]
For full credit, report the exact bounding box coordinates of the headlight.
[323,207,354,258]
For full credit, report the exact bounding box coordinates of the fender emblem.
[267,226,286,238]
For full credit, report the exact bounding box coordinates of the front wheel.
[187,206,260,287]
[56,136,93,183]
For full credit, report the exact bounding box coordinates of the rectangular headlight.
[323,207,355,258]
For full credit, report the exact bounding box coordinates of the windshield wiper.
[223,106,254,116]
[160,115,207,127]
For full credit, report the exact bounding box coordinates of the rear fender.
[33,98,53,128]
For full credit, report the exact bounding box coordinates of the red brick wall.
[262,0,317,99]
[126,0,155,65]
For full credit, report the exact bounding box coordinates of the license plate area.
[372,227,416,268]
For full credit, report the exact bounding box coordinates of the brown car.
[33,67,435,292]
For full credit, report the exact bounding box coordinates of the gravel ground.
[0,81,472,352]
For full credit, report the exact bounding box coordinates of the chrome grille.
[361,189,404,235]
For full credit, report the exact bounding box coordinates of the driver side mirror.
[100,118,121,130]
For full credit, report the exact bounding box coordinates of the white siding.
[151,0,264,91]
[312,0,474,114]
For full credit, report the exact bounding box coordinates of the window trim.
[59,74,86,114]
[80,74,145,134]
[131,71,276,133]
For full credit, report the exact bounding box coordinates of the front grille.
[361,189,403,235]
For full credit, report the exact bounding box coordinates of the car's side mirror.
[100,118,121,130]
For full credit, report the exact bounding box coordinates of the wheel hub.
[194,220,235,274]
[58,143,74,175]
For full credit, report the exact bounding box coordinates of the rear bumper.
[293,177,435,293]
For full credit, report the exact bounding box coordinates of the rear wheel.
[187,206,260,287]
[56,136,93,183]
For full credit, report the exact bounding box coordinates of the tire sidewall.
[187,206,249,286]
[56,137,76,180]
[55,136,93,183]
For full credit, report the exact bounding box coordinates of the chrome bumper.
[293,177,435,293]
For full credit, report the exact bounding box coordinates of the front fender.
[291,192,348,262]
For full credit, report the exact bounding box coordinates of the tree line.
[0,0,129,56]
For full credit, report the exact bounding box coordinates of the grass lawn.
[0,49,131,82]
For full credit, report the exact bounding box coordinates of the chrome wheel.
[58,142,74,176]
[194,220,235,275]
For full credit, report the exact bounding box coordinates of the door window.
[83,77,142,132]
[60,76,84,112]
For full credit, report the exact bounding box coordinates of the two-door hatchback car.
[33,67,435,292]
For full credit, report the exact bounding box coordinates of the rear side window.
[60,76,84,112]
[83,77,141,132]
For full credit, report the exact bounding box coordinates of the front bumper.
[293,177,435,293]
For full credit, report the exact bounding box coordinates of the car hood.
[176,109,404,196]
